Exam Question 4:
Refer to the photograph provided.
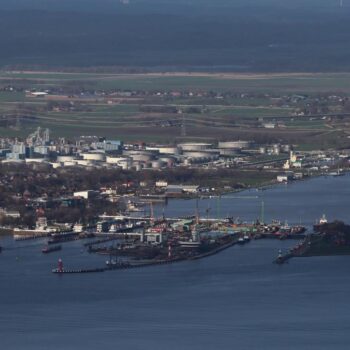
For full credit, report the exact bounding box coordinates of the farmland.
[0,71,350,149]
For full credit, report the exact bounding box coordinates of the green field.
[0,71,349,148]
[3,71,350,93]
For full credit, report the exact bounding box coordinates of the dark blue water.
[1,175,350,349]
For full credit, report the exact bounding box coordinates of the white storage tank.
[25,158,46,163]
[106,156,129,164]
[129,153,153,162]
[178,143,213,152]
[218,141,252,149]
[119,158,133,170]
[151,160,165,169]
[76,160,93,166]
[146,146,179,155]
[182,151,216,159]
[81,152,105,161]
[57,155,76,162]
[133,162,143,171]
[219,149,239,157]
[283,144,291,152]
[63,161,78,167]
[273,144,281,155]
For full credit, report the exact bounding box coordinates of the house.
[73,190,99,200]
[277,173,293,183]
[156,180,168,188]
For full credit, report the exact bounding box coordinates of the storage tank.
[118,158,132,170]
[146,146,179,155]
[151,160,165,169]
[273,144,281,155]
[283,144,291,152]
[123,150,156,157]
[157,146,179,155]
[259,147,266,154]
[50,162,61,169]
[218,141,252,149]
[159,157,175,167]
[178,143,213,152]
[129,153,153,162]
[76,160,93,166]
[63,161,78,167]
[25,158,46,163]
[133,162,143,171]
[219,149,239,157]
[182,151,216,159]
[81,152,105,161]
[57,155,76,162]
[106,156,129,164]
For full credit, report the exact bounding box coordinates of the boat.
[274,250,285,264]
[243,234,250,242]
[237,237,245,245]
[42,245,62,254]
[108,224,118,233]
[313,214,328,231]
[319,214,328,225]
[329,169,344,177]
[105,257,130,268]
[73,223,84,233]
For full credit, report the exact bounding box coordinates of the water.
[1,175,350,349]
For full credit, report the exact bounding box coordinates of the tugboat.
[42,245,62,254]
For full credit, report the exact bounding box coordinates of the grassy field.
[3,71,350,93]
[0,71,350,148]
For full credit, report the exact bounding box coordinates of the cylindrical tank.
[157,146,179,155]
[283,144,291,152]
[219,149,239,157]
[129,153,153,162]
[159,157,175,167]
[76,160,93,166]
[118,158,132,170]
[123,150,155,156]
[81,152,105,161]
[146,146,179,155]
[151,160,164,169]
[273,144,281,155]
[106,156,130,164]
[63,161,78,166]
[133,163,143,171]
[178,143,213,152]
[57,155,76,162]
[182,151,215,159]
[259,147,266,154]
[25,158,46,163]
[218,141,252,149]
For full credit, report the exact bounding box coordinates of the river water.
[1,175,350,349]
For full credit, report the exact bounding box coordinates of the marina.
[2,175,350,349]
